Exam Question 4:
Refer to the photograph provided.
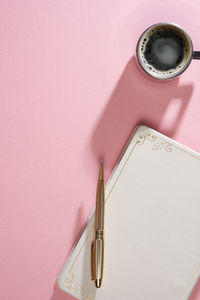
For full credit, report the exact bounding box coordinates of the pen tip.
[99,161,104,180]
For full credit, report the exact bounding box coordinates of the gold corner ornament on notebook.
[91,161,105,288]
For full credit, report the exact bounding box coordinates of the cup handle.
[193,51,200,59]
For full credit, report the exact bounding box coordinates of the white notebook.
[57,125,200,300]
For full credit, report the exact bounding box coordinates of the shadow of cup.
[91,56,193,171]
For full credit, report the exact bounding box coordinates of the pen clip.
[91,241,95,281]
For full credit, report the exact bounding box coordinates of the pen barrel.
[95,180,105,230]
[94,232,104,286]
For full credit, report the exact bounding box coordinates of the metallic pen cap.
[95,278,102,288]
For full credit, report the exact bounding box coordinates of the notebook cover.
[57,125,200,300]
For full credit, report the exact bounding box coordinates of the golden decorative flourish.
[152,141,173,152]
[81,284,95,300]
[146,131,156,142]
[137,131,173,152]
[166,144,173,152]
[65,272,78,294]
[136,134,146,145]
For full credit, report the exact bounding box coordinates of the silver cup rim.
[136,22,193,80]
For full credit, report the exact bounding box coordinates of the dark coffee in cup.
[136,23,200,80]
[144,28,185,71]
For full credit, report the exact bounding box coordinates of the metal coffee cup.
[136,23,200,80]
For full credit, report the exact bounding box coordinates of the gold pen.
[91,161,105,288]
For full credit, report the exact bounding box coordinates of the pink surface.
[1,0,200,299]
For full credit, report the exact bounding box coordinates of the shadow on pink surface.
[91,56,194,175]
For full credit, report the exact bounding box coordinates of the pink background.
[1,0,200,299]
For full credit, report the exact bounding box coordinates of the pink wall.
[1,0,200,299]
